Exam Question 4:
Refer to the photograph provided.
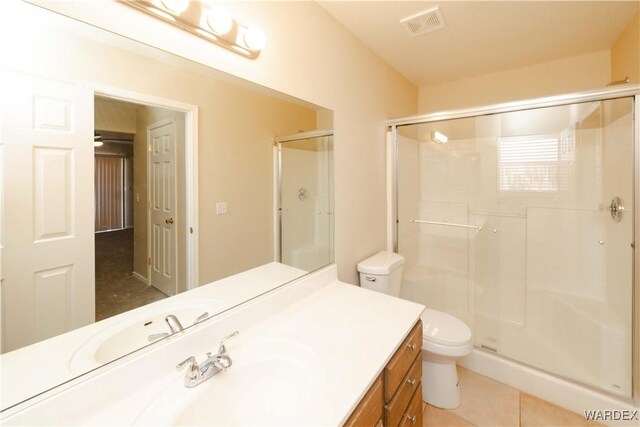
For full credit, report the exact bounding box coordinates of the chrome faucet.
[148,312,208,342]
[165,314,185,333]
[176,331,240,388]
[147,315,183,342]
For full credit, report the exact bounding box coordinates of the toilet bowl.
[357,251,472,409]
[420,309,472,409]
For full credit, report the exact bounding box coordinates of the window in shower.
[498,134,562,192]
[395,96,634,398]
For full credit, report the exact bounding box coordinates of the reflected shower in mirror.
[276,131,334,272]
[0,0,333,412]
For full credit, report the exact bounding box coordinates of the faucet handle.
[176,356,198,373]
[217,331,239,355]
[193,312,209,325]
[148,332,170,342]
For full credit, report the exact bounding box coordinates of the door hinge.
[190,227,193,234]
[148,143,152,152]
[147,257,151,266]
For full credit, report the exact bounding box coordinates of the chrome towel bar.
[410,219,482,230]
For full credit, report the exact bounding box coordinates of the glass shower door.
[397,118,478,333]
[279,135,334,272]
[473,97,634,397]
[395,96,634,398]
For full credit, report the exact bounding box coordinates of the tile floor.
[421,367,603,427]
[95,228,167,321]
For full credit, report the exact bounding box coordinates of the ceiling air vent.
[401,7,445,37]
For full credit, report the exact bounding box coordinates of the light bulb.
[207,9,233,35]
[243,27,266,52]
[431,131,448,144]
[161,0,189,14]
[94,140,104,147]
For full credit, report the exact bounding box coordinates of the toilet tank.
[357,251,405,297]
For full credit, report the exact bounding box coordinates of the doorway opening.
[93,96,186,320]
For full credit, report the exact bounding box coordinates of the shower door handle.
[608,197,625,222]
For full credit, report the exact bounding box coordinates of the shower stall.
[389,86,639,405]
[275,130,334,272]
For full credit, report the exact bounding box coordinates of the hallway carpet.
[95,229,167,321]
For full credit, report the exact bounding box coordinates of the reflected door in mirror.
[148,119,177,297]
[1,70,95,353]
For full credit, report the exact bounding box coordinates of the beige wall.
[94,98,137,134]
[29,0,418,286]
[418,50,611,114]
[611,12,640,83]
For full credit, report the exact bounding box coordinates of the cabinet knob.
[406,378,417,387]
[405,414,416,424]
[407,343,416,350]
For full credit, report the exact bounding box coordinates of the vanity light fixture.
[207,9,233,36]
[160,0,189,14]
[146,6,177,22]
[243,27,266,52]
[431,131,448,144]
[121,1,266,59]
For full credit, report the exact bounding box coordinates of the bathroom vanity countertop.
[203,280,426,425]
[1,265,425,426]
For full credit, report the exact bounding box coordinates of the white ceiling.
[319,1,639,87]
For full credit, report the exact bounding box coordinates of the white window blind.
[94,156,125,232]
[498,134,561,192]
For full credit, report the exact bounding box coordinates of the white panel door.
[0,70,95,352]
[148,119,177,296]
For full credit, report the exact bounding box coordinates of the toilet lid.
[421,309,472,346]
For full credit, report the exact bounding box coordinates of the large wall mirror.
[0,1,333,411]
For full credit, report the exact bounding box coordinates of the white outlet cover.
[216,202,228,214]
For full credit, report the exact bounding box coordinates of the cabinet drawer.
[398,383,423,427]
[384,320,422,402]
[384,354,421,427]
[344,375,383,427]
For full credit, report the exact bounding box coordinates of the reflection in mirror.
[277,131,334,272]
[0,1,333,411]
[93,96,186,320]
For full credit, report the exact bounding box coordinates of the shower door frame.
[273,129,334,264]
[386,84,640,404]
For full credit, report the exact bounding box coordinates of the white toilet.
[357,251,472,409]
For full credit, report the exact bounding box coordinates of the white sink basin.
[94,306,209,364]
[69,299,226,374]
[134,337,329,426]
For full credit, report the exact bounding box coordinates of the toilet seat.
[420,309,472,356]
